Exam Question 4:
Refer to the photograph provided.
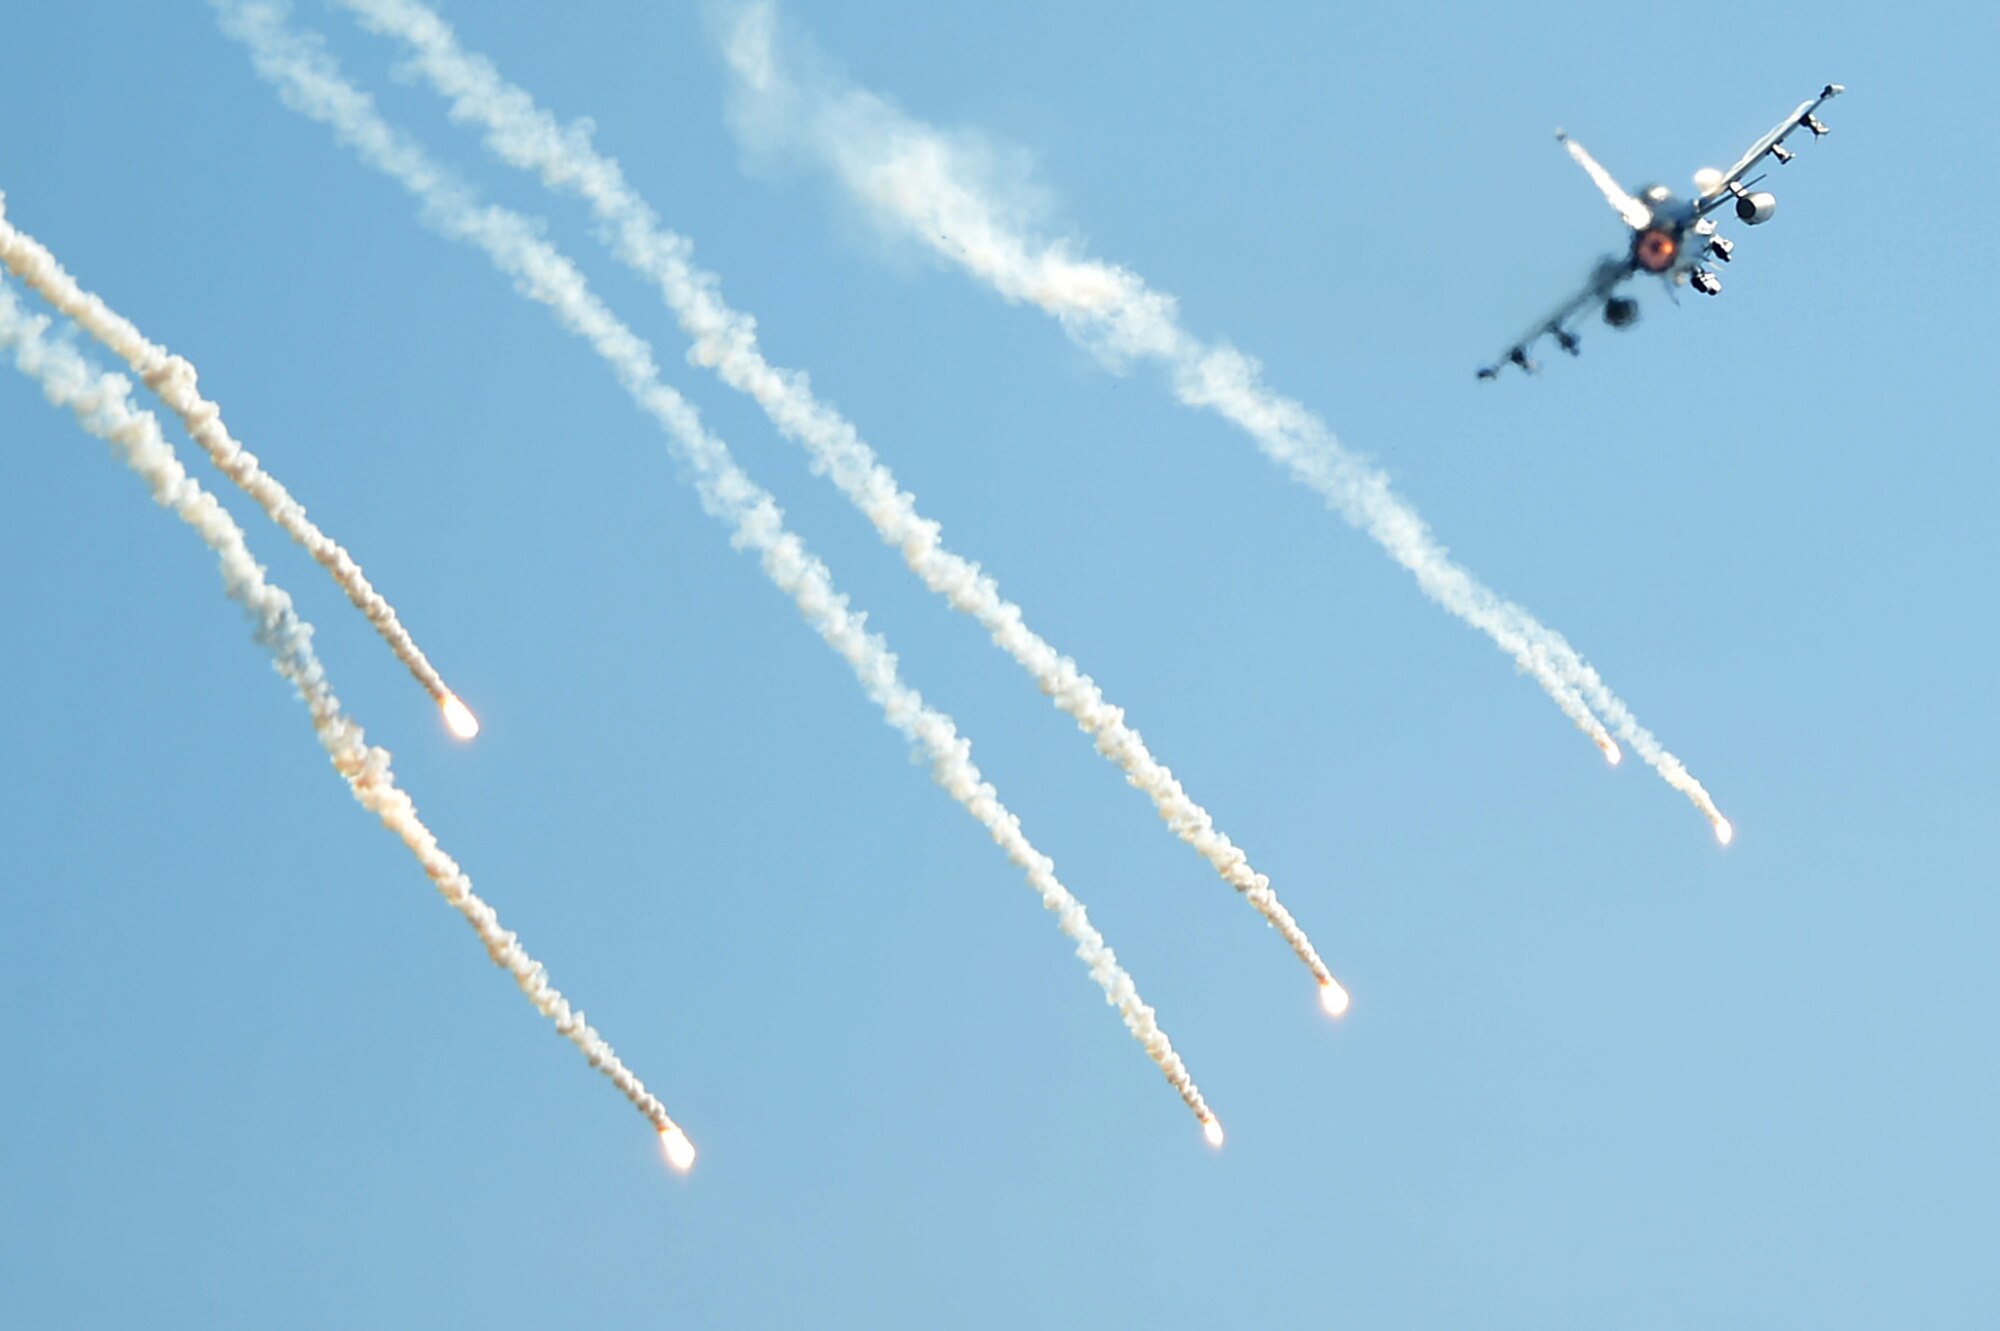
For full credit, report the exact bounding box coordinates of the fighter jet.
[1477,84,1844,379]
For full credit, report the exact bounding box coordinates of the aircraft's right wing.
[1477,256,1636,379]
[1697,84,1845,212]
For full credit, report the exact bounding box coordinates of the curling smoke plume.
[334,0,1346,1011]
[721,5,1732,841]
[0,205,476,740]
[214,0,1218,1133]
[0,269,688,1164]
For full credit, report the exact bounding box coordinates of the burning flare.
[1319,978,1351,1018]
[1599,737,1623,766]
[337,0,1346,1049]
[659,1125,698,1173]
[1201,1115,1225,1148]
[0,193,469,727]
[721,12,1733,839]
[440,691,480,739]
[1714,817,1735,846]
[215,0,1218,1137]
[0,280,684,1168]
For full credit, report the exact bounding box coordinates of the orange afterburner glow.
[1635,228,1679,273]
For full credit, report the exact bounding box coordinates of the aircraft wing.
[1697,84,1844,212]
[1558,132,1652,229]
[1476,256,1635,379]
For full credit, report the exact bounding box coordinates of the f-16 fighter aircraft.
[1477,84,1844,379]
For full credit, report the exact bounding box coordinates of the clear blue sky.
[3,1,1994,1325]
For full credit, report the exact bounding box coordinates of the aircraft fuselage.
[1627,187,1702,278]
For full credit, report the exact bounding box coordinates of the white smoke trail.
[332,0,1349,1014]
[0,267,693,1169]
[0,207,479,740]
[721,6,1734,843]
[212,0,1222,1134]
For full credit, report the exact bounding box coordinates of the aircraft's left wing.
[1476,256,1634,379]
[1558,132,1652,229]
[1697,83,1844,212]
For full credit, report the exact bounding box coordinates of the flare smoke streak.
[0,205,472,733]
[722,4,1731,839]
[0,267,687,1154]
[333,0,1346,1008]
[213,0,1218,1130]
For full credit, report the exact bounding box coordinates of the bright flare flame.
[1201,1116,1225,1148]
[440,692,480,740]
[659,1125,697,1173]
[1601,738,1623,766]
[1319,979,1351,1018]
[1715,817,1735,847]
